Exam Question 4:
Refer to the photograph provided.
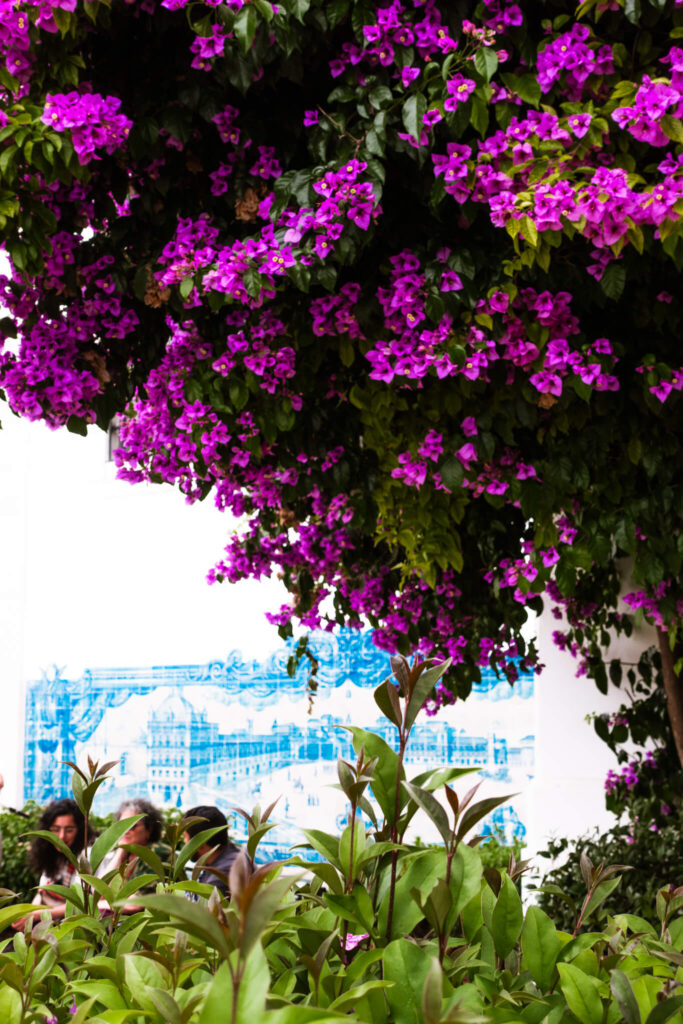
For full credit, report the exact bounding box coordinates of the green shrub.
[535,812,683,931]
[0,802,42,900]
[1,657,682,1024]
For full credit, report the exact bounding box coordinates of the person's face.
[50,814,79,848]
[119,807,151,846]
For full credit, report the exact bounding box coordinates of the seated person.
[96,797,168,912]
[183,805,242,897]
[13,798,86,929]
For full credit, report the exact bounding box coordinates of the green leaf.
[135,893,233,957]
[233,5,259,53]
[501,72,541,107]
[24,829,79,870]
[329,980,394,1014]
[241,873,298,958]
[410,766,478,792]
[660,115,683,143]
[628,435,642,465]
[197,946,270,1024]
[243,267,262,300]
[344,726,402,826]
[339,819,366,883]
[490,874,523,960]
[379,848,445,939]
[300,828,342,869]
[439,457,464,491]
[600,263,626,302]
[521,905,561,991]
[470,92,489,136]
[446,843,482,928]
[582,875,621,921]
[405,658,451,733]
[382,938,435,1024]
[610,969,641,1024]
[474,47,498,83]
[123,955,165,1013]
[645,996,683,1024]
[374,678,402,729]
[402,92,427,142]
[456,793,515,843]
[287,263,311,292]
[119,842,166,879]
[149,990,181,1024]
[173,826,226,880]
[402,782,450,844]
[90,815,144,874]
[557,962,603,1024]
[254,0,274,21]
[0,903,42,931]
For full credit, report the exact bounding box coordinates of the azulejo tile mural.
[24,629,534,860]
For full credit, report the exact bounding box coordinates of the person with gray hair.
[96,797,168,912]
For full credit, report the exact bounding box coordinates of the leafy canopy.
[1,0,683,703]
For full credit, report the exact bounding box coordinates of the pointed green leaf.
[405,659,451,733]
[557,962,603,1024]
[402,92,427,143]
[521,905,561,991]
[402,782,451,844]
[135,893,232,957]
[421,957,443,1024]
[241,873,300,957]
[90,815,145,873]
[645,995,683,1024]
[456,794,515,843]
[339,819,366,883]
[490,875,523,960]
[474,47,498,82]
[374,678,402,729]
[610,969,641,1024]
[328,979,394,1014]
[300,829,341,870]
[173,826,226,879]
[233,5,259,53]
[24,830,79,870]
[344,726,403,826]
[383,938,435,1024]
[445,842,483,932]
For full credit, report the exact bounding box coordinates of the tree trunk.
[657,627,683,768]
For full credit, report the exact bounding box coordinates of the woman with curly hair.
[12,798,86,929]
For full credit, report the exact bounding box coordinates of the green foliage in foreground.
[0,802,41,901]
[2,657,683,1024]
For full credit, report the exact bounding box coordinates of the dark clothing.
[197,843,241,897]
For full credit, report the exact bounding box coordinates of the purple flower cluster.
[536,23,614,100]
[330,0,457,79]
[41,90,132,164]
[612,74,683,147]
[622,580,674,628]
[310,284,365,340]
[190,24,227,71]
[0,228,139,426]
[433,91,683,256]
[280,158,379,257]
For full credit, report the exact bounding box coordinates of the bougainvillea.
[1,0,683,730]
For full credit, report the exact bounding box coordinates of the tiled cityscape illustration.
[24,629,534,859]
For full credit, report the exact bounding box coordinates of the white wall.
[0,411,285,805]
